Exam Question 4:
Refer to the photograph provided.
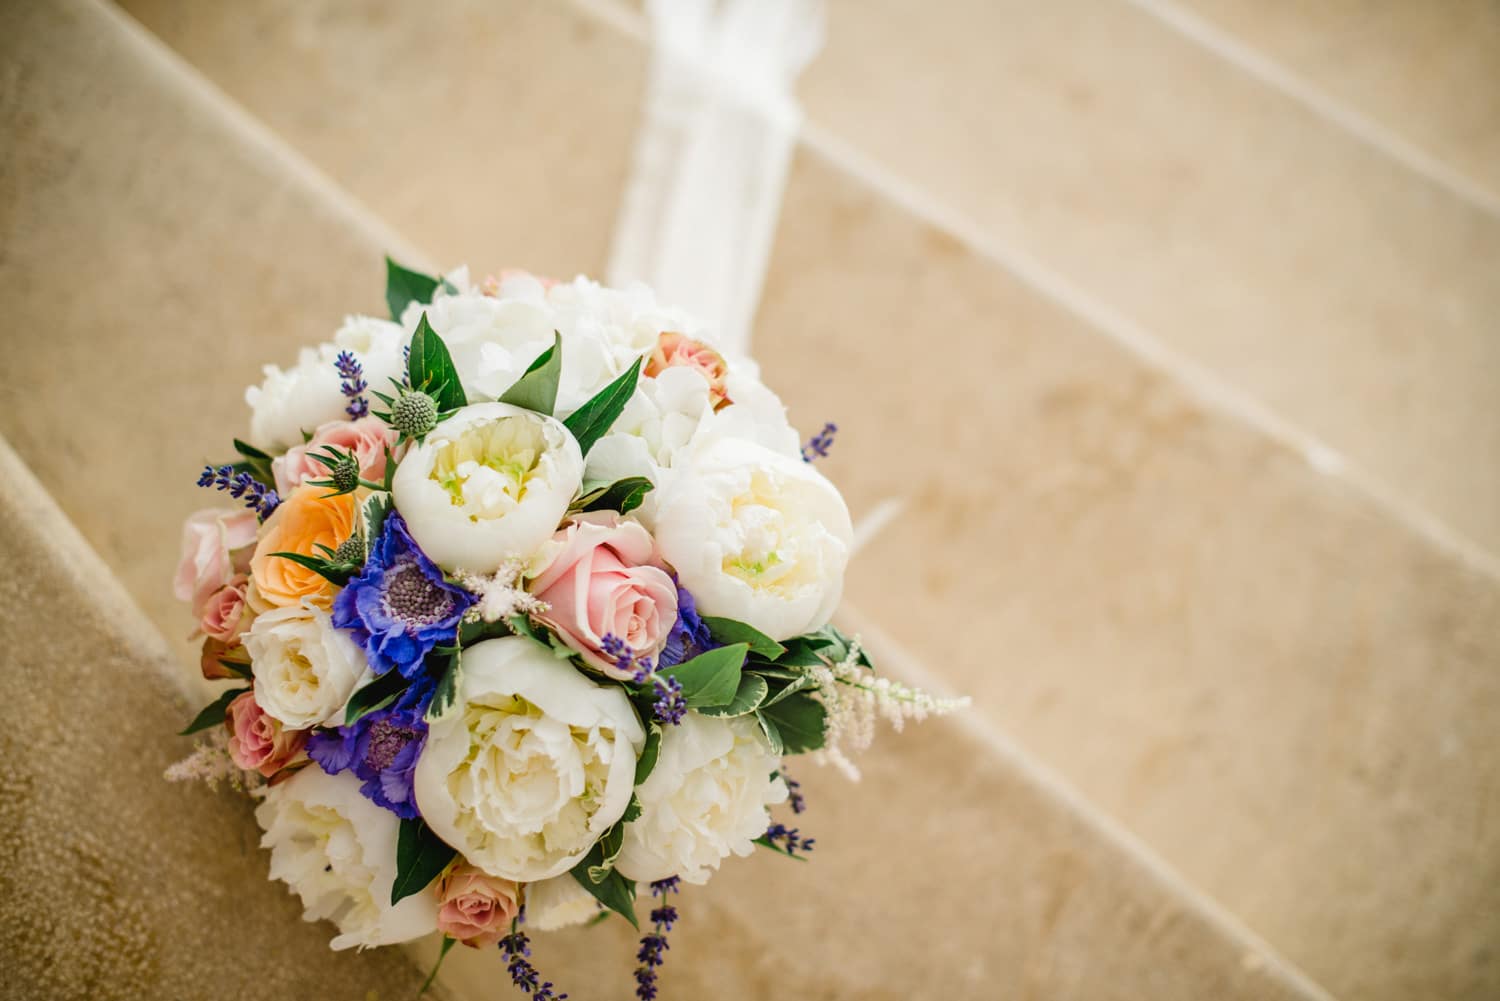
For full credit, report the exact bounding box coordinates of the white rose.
[245,600,367,729]
[255,767,438,950]
[413,637,645,882]
[652,437,852,640]
[245,315,407,450]
[616,713,787,885]
[524,874,602,932]
[391,402,584,574]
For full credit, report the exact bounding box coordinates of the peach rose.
[250,485,357,610]
[530,513,677,680]
[200,575,253,644]
[272,417,400,495]
[173,508,260,617]
[225,690,307,777]
[645,331,731,410]
[435,864,520,948]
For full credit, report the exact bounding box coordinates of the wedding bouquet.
[168,260,965,998]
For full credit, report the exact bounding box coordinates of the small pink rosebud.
[225,690,307,778]
[645,331,731,410]
[435,864,520,948]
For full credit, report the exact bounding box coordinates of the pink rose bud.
[645,331,731,410]
[173,508,260,618]
[225,690,307,778]
[271,416,400,496]
[436,864,520,948]
[199,637,249,681]
[530,513,678,680]
[199,575,253,644]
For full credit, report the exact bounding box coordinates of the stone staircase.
[2,0,1496,998]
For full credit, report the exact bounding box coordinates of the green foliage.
[392,818,457,905]
[569,840,639,929]
[420,937,457,996]
[179,686,250,735]
[498,332,562,415]
[426,647,463,721]
[661,643,748,707]
[696,673,769,718]
[758,691,827,754]
[562,358,642,456]
[384,256,440,320]
[230,438,276,486]
[407,313,468,413]
[344,669,407,725]
[702,616,785,660]
[634,724,663,786]
[570,477,654,516]
[270,549,356,586]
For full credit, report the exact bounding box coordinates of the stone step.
[94,2,1500,998]
[0,2,1328,999]
[0,434,437,1000]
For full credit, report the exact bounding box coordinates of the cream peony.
[616,713,787,885]
[413,637,645,882]
[651,437,852,640]
[391,402,585,574]
[244,600,367,729]
[245,315,407,450]
[524,874,602,932]
[255,767,438,950]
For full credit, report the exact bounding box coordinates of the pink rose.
[435,864,520,948]
[531,513,678,680]
[645,331,731,410]
[173,508,260,617]
[271,417,400,495]
[225,690,307,777]
[199,575,253,644]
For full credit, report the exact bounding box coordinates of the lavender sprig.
[499,915,568,1000]
[197,464,280,519]
[762,822,815,856]
[602,633,687,726]
[334,350,369,419]
[634,878,681,1000]
[800,421,837,462]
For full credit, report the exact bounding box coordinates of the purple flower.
[657,583,716,669]
[308,703,427,818]
[332,513,473,679]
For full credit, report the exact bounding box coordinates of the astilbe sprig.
[634,877,681,1000]
[197,464,280,519]
[809,636,971,781]
[455,561,549,624]
[499,912,568,1000]
[602,634,686,726]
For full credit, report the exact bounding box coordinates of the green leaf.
[585,822,628,884]
[229,438,276,486]
[420,936,457,997]
[216,658,253,681]
[562,358,642,456]
[179,686,250,735]
[745,664,803,680]
[759,672,815,710]
[392,818,457,905]
[758,692,827,754]
[498,332,562,415]
[407,312,468,413]
[752,836,810,861]
[771,642,826,668]
[702,616,785,660]
[661,643,747,708]
[385,256,441,321]
[344,669,408,725]
[570,476,654,516]
[269,550,354,586]
[696,673,769,719]
[569,855,638,929]
[232,438,273,462]
[361,491,392,548]
[755,710,784,756]
[426,648,463,721]
[621,793,643,825]
[634,724,662,786]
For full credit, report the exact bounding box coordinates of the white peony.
[244,600,367,729]
[391,402,584,574]
[413,637,645,882]
[524,874,602,932]
[245,315,407,450]
[255,767,438,950]
[583,367,800,513]
[652,437,852,640]
[616,713,787,885]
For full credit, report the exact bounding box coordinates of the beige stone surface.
[0,2,1328,999]
[0,436,435,1000]
[795,0,1500,562]
[1179,0,1500,199]
[755,145,1500,1001]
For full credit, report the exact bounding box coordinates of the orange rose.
[250,485,357,609]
